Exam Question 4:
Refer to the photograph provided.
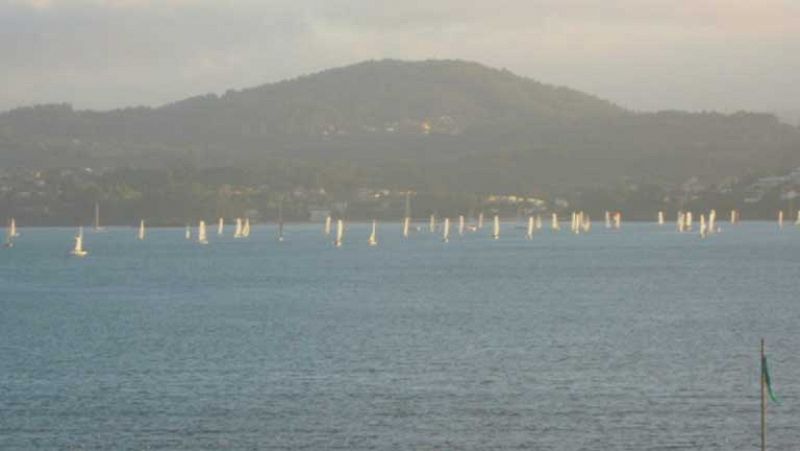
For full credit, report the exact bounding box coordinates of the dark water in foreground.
[1,223,798,449]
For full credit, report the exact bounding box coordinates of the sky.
[2,0,800,118]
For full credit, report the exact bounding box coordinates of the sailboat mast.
[94,202,100,230]
[278,198,284,241]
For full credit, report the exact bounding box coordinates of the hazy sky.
[3,0,800,116]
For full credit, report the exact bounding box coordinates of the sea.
[1,222,798,450]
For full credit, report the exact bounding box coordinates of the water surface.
[1,223,798,449]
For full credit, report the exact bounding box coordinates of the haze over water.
[1,223,798,449]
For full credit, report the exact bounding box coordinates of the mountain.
[1,59,798,193]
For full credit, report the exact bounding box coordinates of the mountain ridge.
[1,59,797,191]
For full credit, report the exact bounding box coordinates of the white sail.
[571,211,578,234]
[233,218,243,238]
[685,212,693,230]
[324,215,332,236]
[795,210,800,226]
[526,216,534,240]
[492,215,500,239]
[551,213,560,231]
[429,214,436,233]
[368,220,378,246]
[778,210,784,229]
[185,224,191,240]
[477,212,484,229]
[138,220,145,240]
[242,218,251,238]
[730,209,737,225]
[217,217,224,235]
[198,220,208,244]
[581,213,591,233]
[605,211,611,229]
[613,212,621,230]
[9,218,18,237]
[699,214,707,238]
[402,216,410,239]
[458,215,465,236]
[657,211,664,225]
[442,217,450,243]
[70,226,88,256]
[708,209,717,234]
[4,219,14,248]
[334,219,344,247]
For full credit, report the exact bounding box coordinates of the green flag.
[762,355,780,405]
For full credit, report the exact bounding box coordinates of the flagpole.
[761,338,766,451]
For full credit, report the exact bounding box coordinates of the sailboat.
[277,202,285,242]
[70,227,88,257]
[429,214,436,233]
[685,212,693,231]
[605,211,612,229]
[334,219,344,247]
[571,211,578,234]
[657,211,664,226]
[217,217,224,236]
[778,210,784,229]
[477,212,484,230]
[551,213,560,231]
[492,215,500,240]
[185,224,192,240]
[197,220,208,244]
[458,215,465,236]
[699,214,707,238]
[526,216,534,240]
[613,212,621,230]
[4,219,14,248]
[137,219,145,240]
[9,218,19,237]
[708,209,717,234]
[242,218,251,238]
[730,209,738,225]
[368,220,378,246]
[677,211,685,233]
[442,217,450,243]
[403,191,412,235]
[795,210,800,226]
[324,215,332,236]
[93,202,105,232]
[233,218,243,238]
[581,213,591,233]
